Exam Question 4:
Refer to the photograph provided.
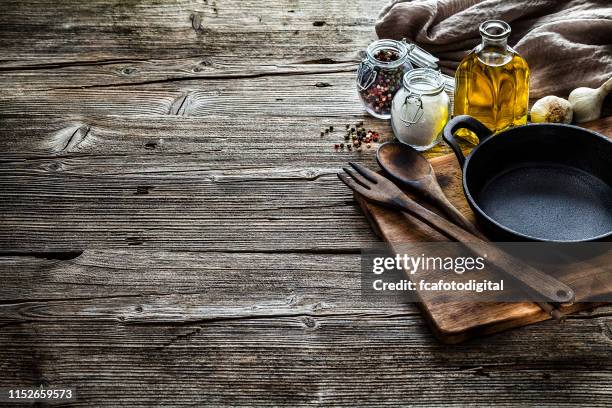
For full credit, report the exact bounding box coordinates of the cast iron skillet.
[442,115,612,242]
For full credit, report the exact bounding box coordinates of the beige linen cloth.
[375,0,612,98]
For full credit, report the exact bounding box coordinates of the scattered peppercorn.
[328,122,385,152]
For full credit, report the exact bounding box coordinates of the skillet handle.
[443,115,493,167]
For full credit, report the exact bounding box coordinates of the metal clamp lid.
[441,73,455,93]
[402,39,439,69]
[399,90,425,127]
[356,60,377,91]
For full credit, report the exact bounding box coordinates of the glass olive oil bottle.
[454,20,529,144]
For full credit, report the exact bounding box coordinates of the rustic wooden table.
[1,1,611,406]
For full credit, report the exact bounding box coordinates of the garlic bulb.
[568,76,612,123]
[530,96,573,124]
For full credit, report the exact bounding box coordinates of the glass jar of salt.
[391,68,450,151]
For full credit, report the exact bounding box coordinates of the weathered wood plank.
[2,318,610,406]
[0,252,610,406]
[0,173,374,252]
[0,0,383,66]
[0,58,359,91]
[0,114,401,156]
[0,74,375,118]
[0,317,611,407]
[0,74,456,159]
[0,112,447,253]
[0,0,387,100]
[0,146,458,253]
[0,250,403,322]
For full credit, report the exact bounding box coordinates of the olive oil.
[454,20,529,144]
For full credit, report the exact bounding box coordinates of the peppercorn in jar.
[357,40,413,119]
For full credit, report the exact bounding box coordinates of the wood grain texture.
[0,0,381,62]
[1,252,611,406]
[0,0,611,405]
[0,113,450,252]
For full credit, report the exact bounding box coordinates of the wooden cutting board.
[357,117,612,343]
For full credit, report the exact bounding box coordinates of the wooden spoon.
[377,141,482,237]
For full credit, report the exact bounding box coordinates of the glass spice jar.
[357,39,441,119]
[391,68,450,151]
[356,40,412,119]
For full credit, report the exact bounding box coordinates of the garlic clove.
[530,95,573,124]
[568,76,612,123]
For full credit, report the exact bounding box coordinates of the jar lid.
[402,41,439,69]
[365,39,410,69]
[403,68,445,95]
[365,39,439,70]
